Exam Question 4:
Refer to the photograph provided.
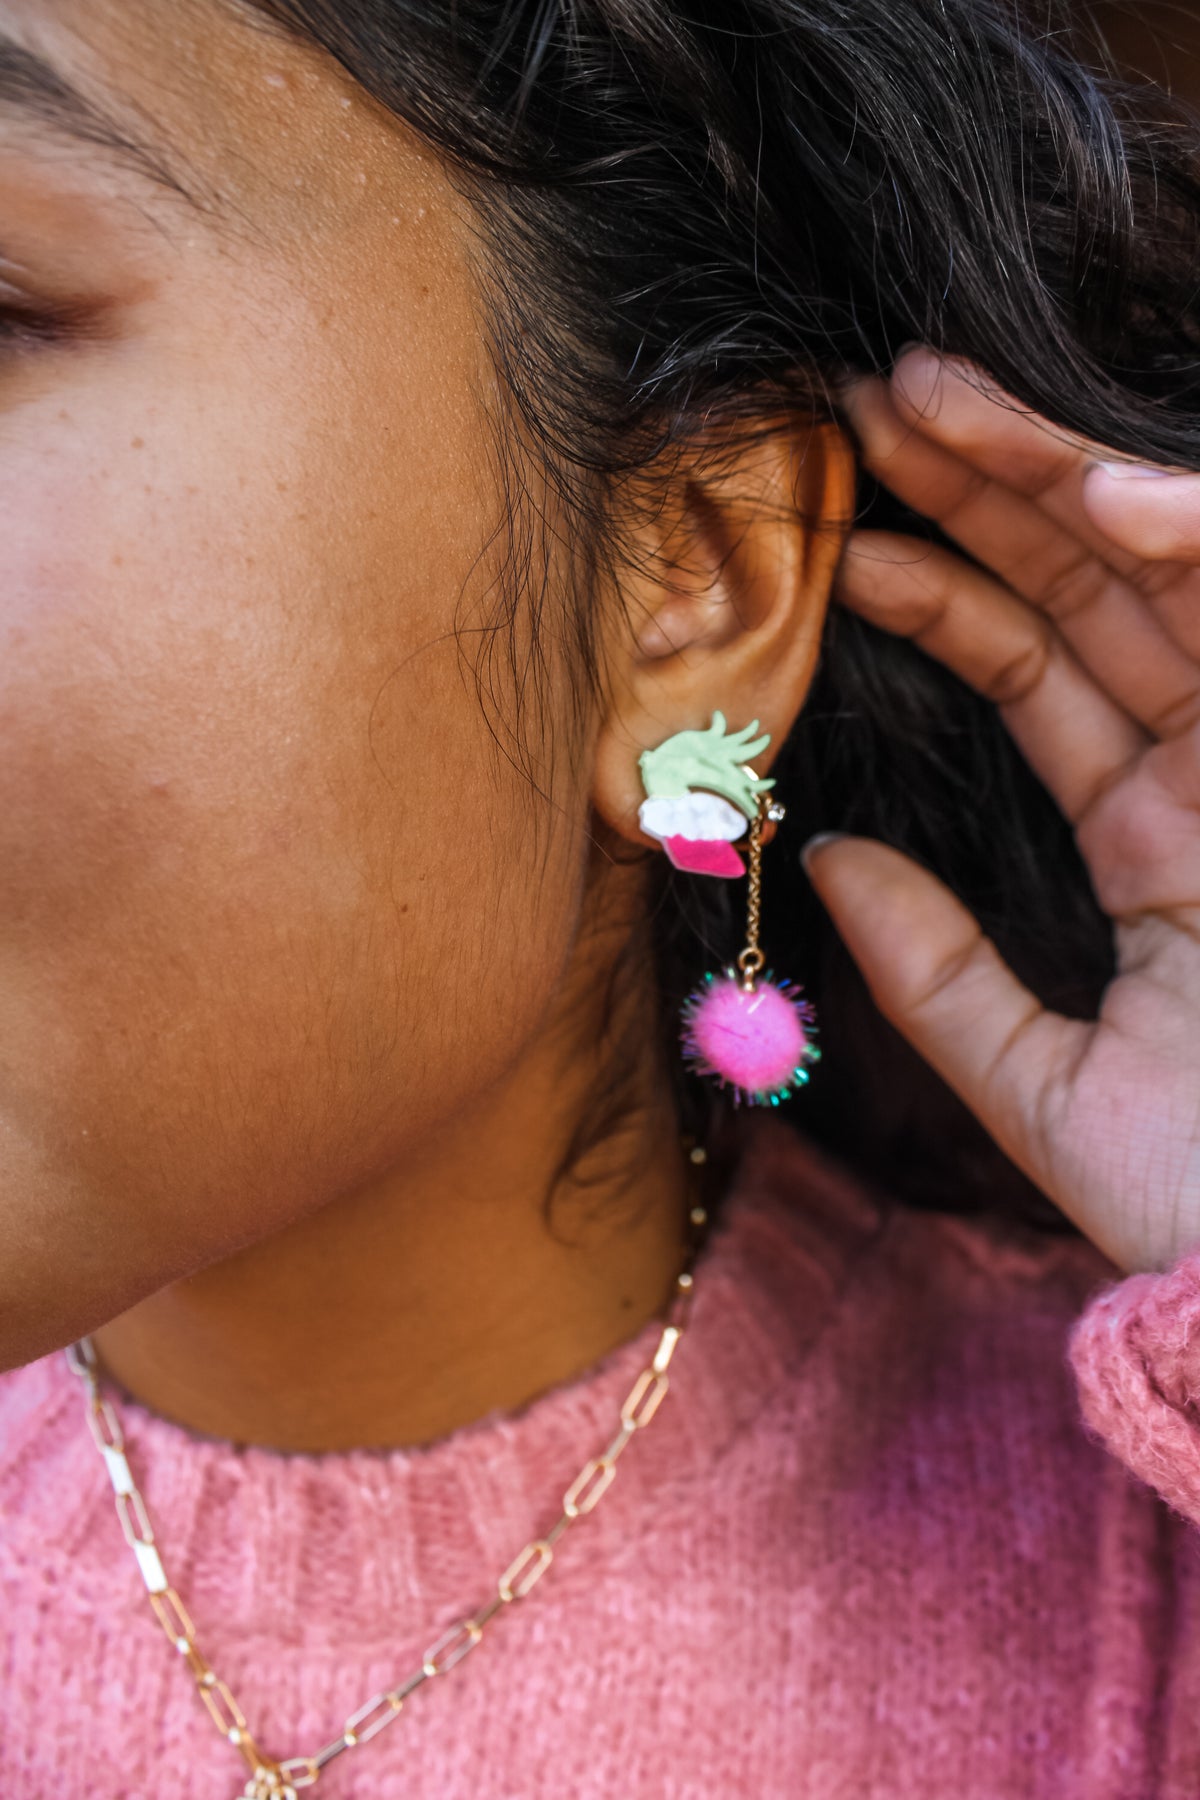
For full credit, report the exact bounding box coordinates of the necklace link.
[64,1152,711,1791]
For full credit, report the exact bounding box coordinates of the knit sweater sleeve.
[1067,1241,1200,1529]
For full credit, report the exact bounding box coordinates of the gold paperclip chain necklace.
[64,1141,713,1800]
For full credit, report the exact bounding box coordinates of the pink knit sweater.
[4,1114,1200,1798]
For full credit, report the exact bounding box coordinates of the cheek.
[0,314,583,1305]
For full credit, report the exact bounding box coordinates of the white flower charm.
[637,790,749,875]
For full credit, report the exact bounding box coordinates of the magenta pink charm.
[661,834,746,878]
[681,968,819,1107]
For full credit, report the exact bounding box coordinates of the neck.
[90,910,695,1454]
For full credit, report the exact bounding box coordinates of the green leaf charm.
[637,711,775,822]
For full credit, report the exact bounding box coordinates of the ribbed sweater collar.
[0,1116,885,1650]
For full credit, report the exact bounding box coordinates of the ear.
[591,417,856,849]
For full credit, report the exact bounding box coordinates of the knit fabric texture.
[4,1113,1200,1798]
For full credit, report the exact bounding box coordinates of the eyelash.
[0,304,71,346]
[0,304,57,338]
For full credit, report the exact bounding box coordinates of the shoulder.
[725,1112,1112,1339]
[720,1116,1124,1488]
[717,1118,1192,1580]
[675,1123,1200,1792]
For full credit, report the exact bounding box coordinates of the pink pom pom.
[681,968,818,1106]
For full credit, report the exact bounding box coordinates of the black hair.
[242,0,1200,1228]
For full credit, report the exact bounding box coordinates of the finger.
[801,834,1083,1193]
[884,349,1145,574]
[844,378,1200,734]
[836,531,1147,823]
[1082,462,1200,561]
[1077,729,1200,919]
[886,351,1200,666]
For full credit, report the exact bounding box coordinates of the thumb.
[802,834,1081,1188]
[1082,460,1200,561]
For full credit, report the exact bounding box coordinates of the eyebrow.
[0,32,203,208]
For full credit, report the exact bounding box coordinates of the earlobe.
[591,418,856,848]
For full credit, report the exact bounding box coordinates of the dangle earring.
[638,711,820,1107]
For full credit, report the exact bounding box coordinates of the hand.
[809,348,1200,1277]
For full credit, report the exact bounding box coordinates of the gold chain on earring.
[736,795,768,988]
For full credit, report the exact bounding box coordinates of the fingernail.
[1092,460,1173,480]
[801,831,847,873]
[890,345,944,414]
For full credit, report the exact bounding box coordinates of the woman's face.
[0,0,595,1356]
